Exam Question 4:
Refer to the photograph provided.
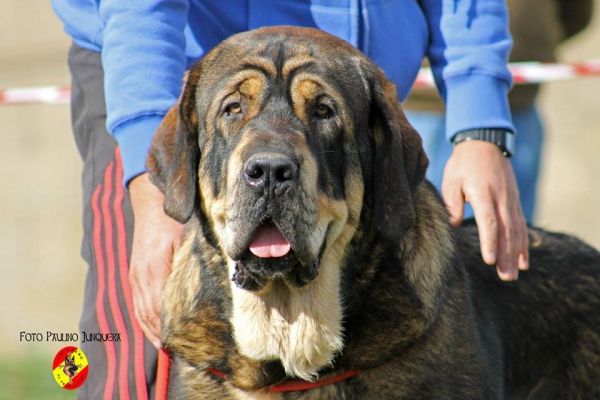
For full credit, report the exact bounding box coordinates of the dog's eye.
[225,102,242,116]
[315,104,331,119]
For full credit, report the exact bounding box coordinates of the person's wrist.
[451,129,515,158]
[451,139,510,161]
[129,173,165,214]
[128,173,148,189]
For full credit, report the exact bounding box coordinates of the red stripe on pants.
[102,161,131,399]
[91,182,117,400]
[114,149,149,400]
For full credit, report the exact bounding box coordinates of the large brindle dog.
[147,27,600,399]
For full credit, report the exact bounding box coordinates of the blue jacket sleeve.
[420,0,515,139]
[99,0,189,185]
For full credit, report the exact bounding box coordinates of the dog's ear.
[370,70,429,242]
[147,69,201,224]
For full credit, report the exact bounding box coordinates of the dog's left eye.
[225,102,242,116]
[315,104,331,119]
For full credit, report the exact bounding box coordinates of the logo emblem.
[52,346,89,390]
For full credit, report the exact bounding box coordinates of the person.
[404,0,593,223]
[52,1,529,398]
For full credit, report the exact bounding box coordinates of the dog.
[61,352,81,384]
[147,27,600,399]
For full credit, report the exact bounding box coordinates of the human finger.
[469,189,498,266]
[441,175,465,227]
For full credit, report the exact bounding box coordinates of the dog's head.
[64,354,75,367]
[148,26,428,292]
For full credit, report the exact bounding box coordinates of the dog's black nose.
[244,155,297,196]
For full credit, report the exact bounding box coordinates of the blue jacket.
[53,0,514,185]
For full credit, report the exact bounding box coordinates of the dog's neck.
[227,182,455,377]
[229,260,345,382]
[399,183,455,322]
[162,182,456,390]
[335,182,455,368]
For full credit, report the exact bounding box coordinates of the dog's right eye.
[315,104,331,119]
[224,102,242,116]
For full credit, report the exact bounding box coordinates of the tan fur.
[231,388,282,400]
[297,79,319,100]
[239,77,263,99]
[291,79,319,123]
[292,138,324,257]
[218,133,257,253]
[162,229,200,324]
[401,185,453,320]
[339,141,364,236]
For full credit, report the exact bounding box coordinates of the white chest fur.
[229,259,344,382]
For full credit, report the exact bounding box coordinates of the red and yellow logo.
[52,346,89,390]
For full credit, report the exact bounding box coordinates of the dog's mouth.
[231,220,320,291]
[248,222,292,258]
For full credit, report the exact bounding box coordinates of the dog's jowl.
[147,27,600,399]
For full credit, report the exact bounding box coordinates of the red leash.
[155,348,171,400]
[156,351,360,398]
[269,369,361,392]
[207,367,361,393]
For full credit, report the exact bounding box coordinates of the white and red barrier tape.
[0,85,71,105]
[413,60,600,88]
[2,60,600,105]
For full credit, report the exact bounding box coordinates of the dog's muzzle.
[231,218,320,291]
[228,152,321,290]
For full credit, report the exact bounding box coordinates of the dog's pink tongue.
[249,224,291,258]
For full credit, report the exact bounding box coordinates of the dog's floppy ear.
[147,69,201,224]
[370,71,429,242]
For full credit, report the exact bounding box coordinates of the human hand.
[129,173,185,348]
[441,141,529,281]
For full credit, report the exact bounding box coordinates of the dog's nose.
[244,155,297,196]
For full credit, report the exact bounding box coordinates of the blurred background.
[1,1,599,399]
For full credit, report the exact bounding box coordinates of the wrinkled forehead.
[195,27,370,101]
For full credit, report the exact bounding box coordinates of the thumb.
[442,181,464,227]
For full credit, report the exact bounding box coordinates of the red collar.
[207,367,361,393]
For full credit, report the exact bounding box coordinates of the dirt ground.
[1,1,599,362]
